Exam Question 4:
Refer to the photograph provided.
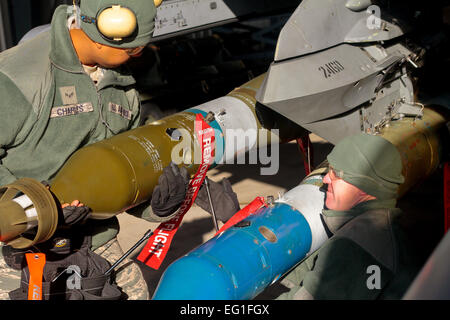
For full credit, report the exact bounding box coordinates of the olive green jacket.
[277,199,420,300]
[0,5,146,249]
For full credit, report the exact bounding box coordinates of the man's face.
[93,44,145,68]
[322,168,369,211]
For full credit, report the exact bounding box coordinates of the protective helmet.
[327,133,405,200]
[79,0,162,48]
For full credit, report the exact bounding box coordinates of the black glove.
[195,178,240,223]
[151,162,190,217]
[61,205,91,226]
[40,181,91,227]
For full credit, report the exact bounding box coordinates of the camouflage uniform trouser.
[0,239,149,300]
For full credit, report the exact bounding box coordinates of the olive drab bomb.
[0,74,302,249]
[0,179,58,249]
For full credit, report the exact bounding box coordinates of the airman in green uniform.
[0,0,184,300]
[276,133,421,300]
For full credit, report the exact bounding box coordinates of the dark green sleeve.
[0,73,36,185]
[126,200,154,221]
[301,237,394,300]
[277,237,395,300]
[125,87,142,130]
[276,251,318,300]
[126,200,178,223]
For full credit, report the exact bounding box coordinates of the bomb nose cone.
[0,178,58,249]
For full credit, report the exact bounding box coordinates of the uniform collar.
[49,5,136,88]
[49,5,84,73]
[97,66,136,90]
[321,198,397,234]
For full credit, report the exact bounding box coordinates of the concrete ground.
[116,134,445,300]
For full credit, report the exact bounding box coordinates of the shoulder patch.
[59,86,78,105]
[108,102,132,120]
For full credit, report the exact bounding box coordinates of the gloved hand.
[195,178,240,223]
[151,162,190,217]
[40,181,91,227]
[60,200,91,226]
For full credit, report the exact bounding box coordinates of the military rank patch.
[108,102,132,120]
[50,102,94,118]
[59,86,78,105]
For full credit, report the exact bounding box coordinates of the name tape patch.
[50,102,94,118]
[109,102,132,120]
